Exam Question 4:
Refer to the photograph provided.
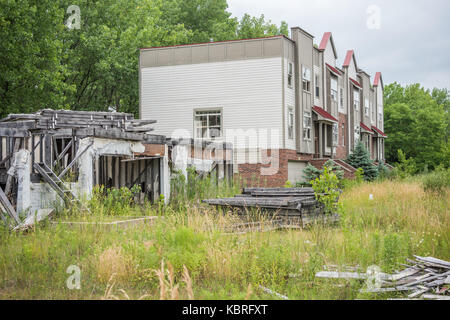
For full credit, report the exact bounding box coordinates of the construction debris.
[315,256,450,300]
[203,187,339,227]
[259,285,290,300]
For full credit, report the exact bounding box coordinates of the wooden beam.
[0,185,20,225]
[0,128,30,137]
[53,139,73,167]
[58,141,93,181]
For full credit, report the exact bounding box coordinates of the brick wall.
[237,149,314,187]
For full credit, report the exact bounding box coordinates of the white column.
[14,149,31,214]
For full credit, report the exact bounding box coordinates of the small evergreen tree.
[302,163,322,182]
[346,141,378,181]
[302,160,345,183]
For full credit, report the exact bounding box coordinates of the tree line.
[0,0,288,118]
[384,83,449,171]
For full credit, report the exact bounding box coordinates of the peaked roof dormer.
[342,50,358,70]
[373,72,383,88]
[318,32,338,59]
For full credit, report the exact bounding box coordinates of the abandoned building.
[139,27,387,187]
[0,109,232,228]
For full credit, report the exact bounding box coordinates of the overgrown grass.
[0,176,448,300]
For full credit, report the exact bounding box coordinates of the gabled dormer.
[319,32,342,117]
[319,32,338,67]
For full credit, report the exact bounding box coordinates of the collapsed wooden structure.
[0,109,235,229]
[203,187,339,227]
[316,256,450,300]
[0,109,169,228]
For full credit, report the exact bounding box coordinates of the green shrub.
[284,180,293,188]
[394,149,417,178]
[310,166,340,215]
[422,167,450,194]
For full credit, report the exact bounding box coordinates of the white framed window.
[364,99,370,116]
[354,90,360,111]
[354,125,360,145]
[330,77,338,102]
[378,113,383,127]
[332,123,338,146]
[339,88,344,110]
[194,109,222,139]
[315,74,320,98]
[302,66,311,92]
[288,108,294,140]
[341,123,345,146]
[287,62,293,88]
[303,111,312,140]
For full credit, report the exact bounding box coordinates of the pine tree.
[346,141,378,181]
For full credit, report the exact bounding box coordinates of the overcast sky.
[228,0,450,90]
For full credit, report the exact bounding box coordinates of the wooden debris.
[315,256,450,300]
[203,187,339,227]
[259,285,289,300]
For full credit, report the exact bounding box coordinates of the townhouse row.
[138,27,387,186]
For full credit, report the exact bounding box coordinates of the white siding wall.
[324,41,336,67]
[140,57,284,162]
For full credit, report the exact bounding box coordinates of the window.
[288,108,294,140]
[315,74,320,98]
[354,90,360,111]
[341,123,345,146]
[339,88,344,110]
[302,66,311,92]
[371,101,375,121]
[354,125,360,145]
[364,99,369,116]
[303,111,312,140]
[194,110,222,139]
[378,113,383,127]
[330,77,338,102]
[332,123,338,146]
[287,62,293,88]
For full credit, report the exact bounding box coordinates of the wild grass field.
[0,175,448,300]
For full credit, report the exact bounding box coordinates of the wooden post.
[44,134,52,168]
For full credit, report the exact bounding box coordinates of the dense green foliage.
[0,0,288,118]
[346,141,378,181]
[310,166,340,215]
[384,83,449,172]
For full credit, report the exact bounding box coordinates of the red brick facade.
[237,149,314,187]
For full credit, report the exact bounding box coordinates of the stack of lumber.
[315,256,450,300]
[203,187,339,227]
